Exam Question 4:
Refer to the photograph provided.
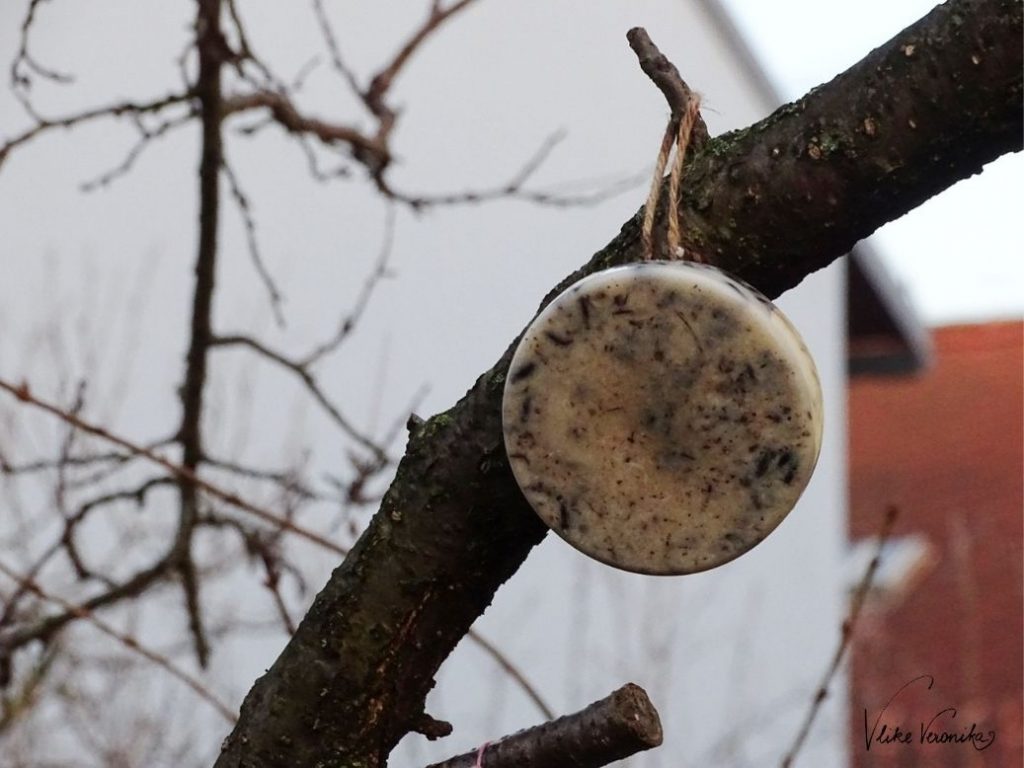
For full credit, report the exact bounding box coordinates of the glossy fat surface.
[502,261,823,574]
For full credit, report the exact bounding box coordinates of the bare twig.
[1,554,175,655]
[628,27,709,259]
[295,135,352,182]
[222,156,286,326]
[67,477,175,580]
[423,683,662,768]
[0,382,566,732]
[376,130,562,208]
[10,0,74,99]
[0,435,174,479]
[626,27,708,144]
[467,629,554,720]
[201,511,302,636]
[224,0,277,90]
[375,132,644,210]
[312,0,480,183]
[222,7,628,212]
[0,378,350,557]
[52,381,86,520]
[780,506,899,768]
[202,455,328,503]
[0,92,193,170]
[302,204,396,366]
[80,108,196,192]
[0,642,58,733]
[289,56,322,92]
[221,89,386,165]
[208,334,386,459]
[262,563,297,635]
[259,0,610,212]
[364,0,477,119]
[310,0,364,98]
[0,559,235,723]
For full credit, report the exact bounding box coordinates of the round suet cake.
[502,261,823,575]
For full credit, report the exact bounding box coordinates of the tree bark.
[215,1,1021,765]
[423,684,662,768]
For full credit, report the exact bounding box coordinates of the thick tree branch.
[216,1,1021,765]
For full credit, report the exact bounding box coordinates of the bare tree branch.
[365,0,478,122]
[424,683,662,768]
[301,204,396,366]
[223,0,277,90]
[310,0,365,99]
[0,377,555,724]
[227,2,617,210]
[208,333,387,460]
[221,155,287,326]
[80,109,197,193]
[0,559,235,723]
[10,0,74,100]
[0,435,175,479]
[1,553,177,653]
[466,629,554,721]
[202,455,329,503]
[0,0,636,755]
[221,89,386,164]
[215,2,1022,764]
[374,131,646,210]
[0,377,350,556]
[0,93,193,170]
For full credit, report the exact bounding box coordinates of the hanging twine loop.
[641,95,702,261]
[627,27,708,263]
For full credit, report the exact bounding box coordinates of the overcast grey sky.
[723,0,1024,325]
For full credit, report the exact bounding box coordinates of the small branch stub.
[627,27,707,262]
[626,27,707,142]
[423,683,662,768]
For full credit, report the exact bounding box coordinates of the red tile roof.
[848,320,1022,768]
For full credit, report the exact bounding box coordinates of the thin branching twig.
[222,155,287,327]
[780,506,899,768]
[0,378,349,556]
[0,559,236,723]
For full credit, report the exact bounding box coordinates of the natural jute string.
[641,95,702,261]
